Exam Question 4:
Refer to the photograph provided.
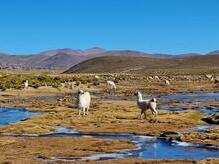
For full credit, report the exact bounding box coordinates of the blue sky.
[0,0,219,55]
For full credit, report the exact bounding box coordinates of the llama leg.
[83,107,86,116]
[143,111,147,119]
[86,106,89,115]
[141,112,143,119]
[150,109,157,123]
[154,110,157,118]
[106,84,109,93]
[138,113,141,119]
[152,112,155,119]
[139,110,144,119]
[107,84,110,94]
[152,109,157,118]
[138,112,142,119]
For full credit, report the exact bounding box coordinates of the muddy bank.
[0,136,135,164]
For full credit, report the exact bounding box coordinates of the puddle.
[200,108,219,115]
[0,106,42,126]
[184,125,217,133]
[161,106,188,112]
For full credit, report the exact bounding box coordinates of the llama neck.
[137,92,143,102]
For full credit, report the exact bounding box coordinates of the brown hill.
[0,48,168,70]
[0,48,105,70]
[1,48,219,70]
[64,54,219,74]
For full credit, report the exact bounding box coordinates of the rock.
[37,155,48,160]
[201,114,219,124]
[21,118,29,121]
[160,131,184,141]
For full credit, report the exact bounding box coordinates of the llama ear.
[151,98,156,102]
[135,89,141,94]
[78,89,84,94]
[134,89,139,95]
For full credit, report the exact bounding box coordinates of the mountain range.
[0,47,218,70]
[64,54,219,74]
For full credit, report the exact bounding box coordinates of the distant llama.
[24,80,29,89]
[106,80,116,94]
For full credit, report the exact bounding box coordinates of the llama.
[205,74,212,79]
[148,76,154,80]
[165,80,170,86]
[24,80,29,89]
[77,89,91,116]
[106,80,116,94]
[154,76,160,81]
[136,91,157,119]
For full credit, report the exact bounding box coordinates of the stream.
[0,92,219,161]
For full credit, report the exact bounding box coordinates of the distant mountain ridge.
[0,48,219,70]
[0,47,106,70]
[39,47,105,57]
[64,54,219,73]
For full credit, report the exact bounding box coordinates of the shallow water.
[34,128,219,161]
[0,106,41,126]
[161,106,188,112]
[200,108,219,115]
[189,125,217,132]
[158,92,219,116]
[161,106,219,116]
[160,92,219,103]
